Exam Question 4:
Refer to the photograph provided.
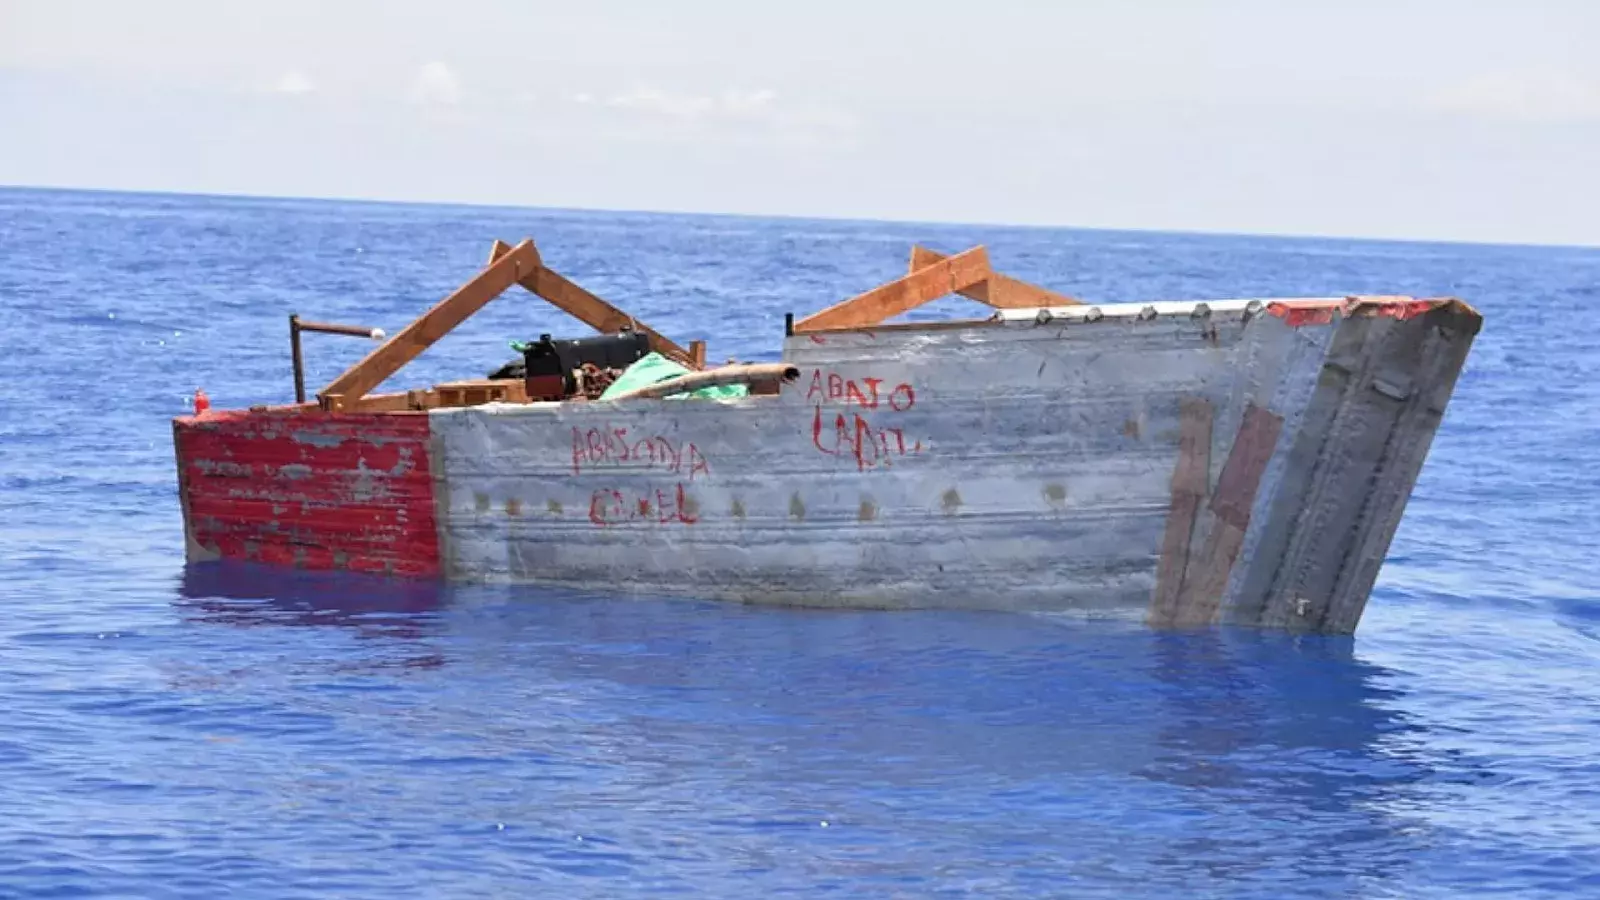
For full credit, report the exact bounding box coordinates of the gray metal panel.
[1221,304,1481,632]
[428,298,1476,633]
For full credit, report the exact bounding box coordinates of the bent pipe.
[604,363,801,401]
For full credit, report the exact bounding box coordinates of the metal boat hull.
[174,295,1479,633]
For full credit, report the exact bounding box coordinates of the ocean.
[1,186,1596,898]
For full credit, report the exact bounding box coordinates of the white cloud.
[271,70,316,95]
[607,88,713,118]
[542,85,855,150]
[410,62,461,106]
[603,87,781,121]
[722,89,778,117]
[1432,70,1600,123]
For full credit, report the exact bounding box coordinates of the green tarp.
[598,352,749,401]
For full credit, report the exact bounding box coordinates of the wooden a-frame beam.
[908,246,1080,307]
[488,240,695,367]
[320,239,542,403]
[794,245,993,333]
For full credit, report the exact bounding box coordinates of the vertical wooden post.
[1148,397,1214,627]
[688,340,707,370]
[290,314,306,404]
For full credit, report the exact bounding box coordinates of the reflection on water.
[1140,631,1431,887]
[178,561,451,633]
[167,562,1445,894]
[176,561,454,671]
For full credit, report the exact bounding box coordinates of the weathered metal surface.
[431,300,1273,611]
[174,293,1478,634]
[419,296,1476,632]
[1222,299,1481,631]
[174,410,440,576]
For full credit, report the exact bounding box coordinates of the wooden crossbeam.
[909,246,1080,307]
[489,240,696,367]
[524,267,693,365]
[794,246,993,333]
[319,240,541,403]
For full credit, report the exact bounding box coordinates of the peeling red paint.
[1351,298,1438,321]
[1268,296,1445,328]
[1266,300,1341,327]
[174,410,439,577]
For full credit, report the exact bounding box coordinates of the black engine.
[488,331,652,401]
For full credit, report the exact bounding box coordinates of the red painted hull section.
[173,410,440,577]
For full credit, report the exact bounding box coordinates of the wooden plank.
[1150,495,1201,623]
[520,266,693,366]
[1170,521,1248,628]
[1148,397,1214,626]
[335,390,428,413]
[319,240,541,402]
[434,378,529,408]
[794,246,993,332]
[500,236,698,367]
[1168,403,1285,627]
[500,235,698,367]
[910,245,1081,308]
[1209,404,1285,530]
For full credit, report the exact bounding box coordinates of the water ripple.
[0,188,1597,897]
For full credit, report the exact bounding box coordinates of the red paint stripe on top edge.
[1357,299,1438,321]
[175,410,440,577]
[1266,300,1341,328]
[1265,296,1444,328]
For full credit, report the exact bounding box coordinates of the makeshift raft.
[172,239,1481,633]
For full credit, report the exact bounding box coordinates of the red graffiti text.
[805,370,916,411]
[805,369,922,470]
[811,408,924,470]
[588,483,700,527]
[572,426,711,481]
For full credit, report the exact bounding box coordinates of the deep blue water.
[1,186,1598,898]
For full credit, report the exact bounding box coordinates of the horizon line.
[4,181,1595,253]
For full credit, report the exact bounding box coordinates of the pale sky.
[4,0,1598,245]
